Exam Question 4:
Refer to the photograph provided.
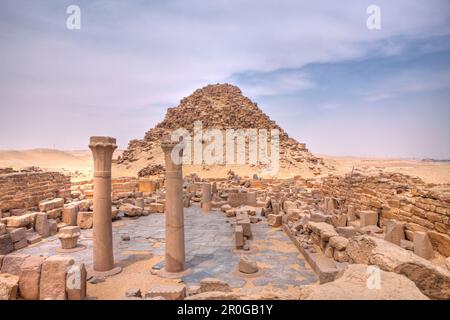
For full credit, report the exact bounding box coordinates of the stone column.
[161,141,186,274]
[202,183,212,213]
[89,136,121,275]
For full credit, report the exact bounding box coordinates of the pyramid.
[117,83,325,177]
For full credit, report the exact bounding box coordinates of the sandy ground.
[1,149,449,184]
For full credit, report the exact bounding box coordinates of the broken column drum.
[89,136,117,273]
[161,141,186,273]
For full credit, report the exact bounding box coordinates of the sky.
[0,0,449,159]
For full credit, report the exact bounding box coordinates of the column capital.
[161,140,178,153]
[89,136,117,150]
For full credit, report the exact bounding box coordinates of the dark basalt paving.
[17,205,317,289]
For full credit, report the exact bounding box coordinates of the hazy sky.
[1,0,449,158]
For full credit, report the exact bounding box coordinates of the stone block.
[228,192,247,207]
[40,256,74,300]
[77,211,93,229]
[1,253,29,276]
[66,263,87,300]
[329,236,349,251]
[5,215,32,228]
[336,226,358,238]
[19,255,45,300]
[238,256,258,274]
[34,213,50,237]
[14,238,27,250]
[267,213,283,227]
[359,210,378,227]
[413,231,434,260]
[9,227,26,243]
[111,206,119,219]
[346,235,450,299]
[26,233,42,245]
[246,192,257,206]
[199,278,231,293]
[48,219,58,235]
[0,234,14,255]
[384,220,405,246]
[135,198,145,209]
[148,202,164,213]
[62,205,78,226]
[46,208,63,219]
[235,225,244,249]
[145,284,186,300]
[0,273,19,300]
[0,223,6,235]
[427,231,450,257]
[39,198,64,212]
[310,212,329,223]
[120,204,143,217]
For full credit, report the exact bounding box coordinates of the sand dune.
[0,149,91,169]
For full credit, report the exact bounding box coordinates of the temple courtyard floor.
[16,205,318,299]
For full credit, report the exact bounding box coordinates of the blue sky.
[0,0,449,158]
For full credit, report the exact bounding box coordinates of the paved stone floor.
[18,205,318,289]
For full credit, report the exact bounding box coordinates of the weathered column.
[161,140,186,274]
[89,136,121,276]
[202,183,212,213]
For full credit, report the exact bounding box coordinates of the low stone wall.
[71,177,145,198]
[0,169,70,214]
[319,172,450,256]
[0,253,86,300]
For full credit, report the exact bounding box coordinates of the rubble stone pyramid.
[117,83,325,176]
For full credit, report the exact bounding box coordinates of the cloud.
[0,0,449,150]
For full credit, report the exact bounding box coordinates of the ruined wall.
[0,169,71,212]
[72,177,141,198]
[319,172,450,256]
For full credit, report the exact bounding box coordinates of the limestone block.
[39,198,64,212]
[34,213,50,237]
[62,205,78,226]
[413,232,434,260]
[346,235,450,300]
[46,208,63,219]
[267,213,283,227]
[1,254,29,275]
[0,234,14,255]
[148,203,164,214]
[427,231,450,257]
[384,220,405,245]
[238,256,258,274]
[66,263,86,300]
[77,211,93,229]
[39,256,74,300]
[329,236,349,251]
[199,278,231,293]
[0,223,6,235]
[19,255,46,300]
[9,227,26,243]
[145,284,186,300]
[48,219,58,235]
[235,225,244,249]
[359,210,378,227]
[0,273,19,300]
[5,215,31,228]
[14,238,27,250]
[119,204,143,217]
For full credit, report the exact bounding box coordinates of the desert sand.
[1,149,449,185]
